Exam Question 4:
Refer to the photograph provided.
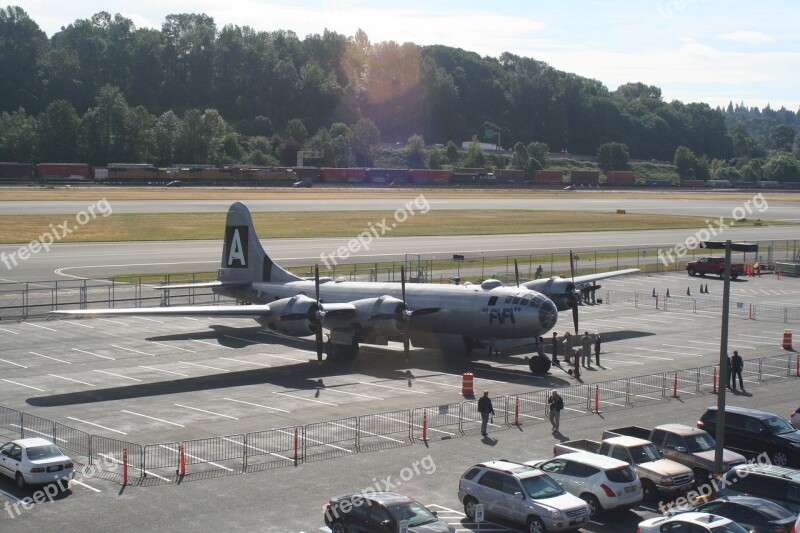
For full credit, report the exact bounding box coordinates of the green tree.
[464,135,485,168]
[154,111,181,166]
[526,142,549,167]
[350,118,380,167]
[596,142,630,172]
[79,85,130,164]
[405,134,426,167]
[0,7,48,114]
[769,125,796,151]
[763,152,800,182]
[36,100,80,162]
[0,108,37,162]
[740,159,763,182]
[285,118,308,143]
[674,146,697,179]
[222,132,244,162]
[714,166,741,181]
[428,147,445,169]
[445,141,459,164]
[511,142,528,170]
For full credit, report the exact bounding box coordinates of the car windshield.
[628,443,662,463]
[386,501,437,527]
[686,432,716,452]
[710,522,750,533]
[25,444,63,461]
[520,473,565,499]
[763,415,796,435]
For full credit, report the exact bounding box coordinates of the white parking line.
[416,378,462,389]
[358,381,428,394]
[1,379,45,392]
[138,365,190,378]
[93,369,142,382]
[96,318,128,326]
[48,374,96,387]
[68,478,102,493]
[330,420,404,444]
[320,387,384,400]
[476,367,543,380]
[220,436,292,461]
[223,334,260,345]
[190,338,233,349]
[276,428,353,454]
[157,444,233,472]
[111,344,155,357]
[73,348,115,360]
[174,403,239,420]
[602,358,644,365]
[121,409,185,427]
[134,316,165,324]
[149,341,196,353]
[222,398,290,413]
[0,327,19,334]
[0,487,22,501]
[272,391,338,406]
[97,452,171,482]
[219,357,271,368]
[257,352,306,363]
[67,417,127,435]
[59,320,94,329]
[0,358,27,368]
[22,322,57,332]
[30,351,71,364]
[180,361,230,373]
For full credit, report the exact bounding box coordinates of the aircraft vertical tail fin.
[219,202,302,284]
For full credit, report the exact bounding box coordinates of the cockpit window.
[487,296,498,306]
[512,297,521,304]
[529,299,540,308]
[520,298,530,306]
[505,296,512,304]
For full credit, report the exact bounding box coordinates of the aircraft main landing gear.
[528,355,552,375]
[325,340,359,361]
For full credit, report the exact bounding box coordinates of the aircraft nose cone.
[539,299,558,330]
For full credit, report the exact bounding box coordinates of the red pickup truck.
[686,257,745,279]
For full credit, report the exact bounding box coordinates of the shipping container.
[644,179,674,187]
[409,169,450,184]
[706,179,732,188]
[606,171,635,186]
[533,170,564,184]
[570,170,600,185]
[365,168,410,183]
[294,167,322,181]
[345,167,366,182]
[781,182,800,189]
[36,163,91,181]
[495,169,526,179]
[0,162,34,181]
[320,167,348,182]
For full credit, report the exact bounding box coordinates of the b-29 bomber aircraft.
[56,202,637,373]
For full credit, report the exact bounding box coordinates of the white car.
[638,511,751,533]
[791,406,799,430]
[527,452,642,516]
[0,438,75,488]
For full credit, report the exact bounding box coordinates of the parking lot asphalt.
[0,270,798,531]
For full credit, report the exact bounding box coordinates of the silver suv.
[458,460,590,533]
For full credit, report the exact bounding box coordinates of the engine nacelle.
[324,296,405,336]
[256,295,317,337]
[524,278,575,311]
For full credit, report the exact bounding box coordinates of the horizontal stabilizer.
[53,304,272,318]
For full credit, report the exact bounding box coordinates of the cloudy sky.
[20,0,800,110]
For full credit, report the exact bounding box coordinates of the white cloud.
[717,30,775,44]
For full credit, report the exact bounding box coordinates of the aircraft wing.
[571,268,639,285]
[154,281,250,290]
[53,304,272,318]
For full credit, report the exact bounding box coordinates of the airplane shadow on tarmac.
[25,325,654,407]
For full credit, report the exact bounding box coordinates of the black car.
[324,491,455,533]
[670,496,796,533]
[697,406,800,467]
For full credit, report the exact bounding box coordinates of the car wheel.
[526,516,546,533]
[693,468,712,489]
[463,497,478,520]
[15,472,26,489]
[688,268,696,276]
[330,521,347,533]
[641,479,658,502]
[771,450,788,466]
[581,494,602,517]
[731,274,738,280]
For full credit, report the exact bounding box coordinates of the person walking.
[594,333,602,366]
[551,331,559,364]
[477,391,495,437]
[581,331,592,368]
[563,332,573,364]
[535,265,544,279]
[731,350,745,391]
[548,390,564,433]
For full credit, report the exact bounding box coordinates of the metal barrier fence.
[1,353,798,484]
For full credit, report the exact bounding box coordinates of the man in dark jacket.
[594,333,602,366]
[731,350,744,391]
[548,390,564,433]
[551,331,559,364]
[477,391,495,437]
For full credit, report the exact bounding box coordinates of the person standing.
[563,332,573,364]
[572,349,581,379]
[537,337,545,358]
[594,333,602,366]
[535,265,544,279]
[726,354,733,390]
[551,331,559,364]
[548,390,564,433]
[581,331,592,368]
[731,350,744,391]
[477,391,495,437]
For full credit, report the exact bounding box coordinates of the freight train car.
[36,163,92,182]
[409,169,450,184]
[108,163,169,183]
[494,169,526,184]
[174,166,238,183]
[365,168,410,184]
[0,162,34,182]
[239,167,296,185]
[570,170,600,186]
[606,171,635,186]
[451,167,484,185]
[533,170,564,185]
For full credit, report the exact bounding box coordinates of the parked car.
[665,495,797,533]
[527,452,642,516]
[638,511,751,533]
[292,180,311,188]
[717,464,800,514]
[791,406,799,430]
[166,180,181,187]
[323,491,455,533]
[697,406,800,467]
[686,257,745,279]
[0,438,75,488]
[458,460,590,532]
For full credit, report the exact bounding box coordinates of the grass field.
[0,209,779,244]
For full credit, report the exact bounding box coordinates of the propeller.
[314,265,324,364]
[569,251,579,335]
[514,259,520,288]
[398,265,439,364]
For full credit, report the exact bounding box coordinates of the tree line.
[1,6,798,180]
